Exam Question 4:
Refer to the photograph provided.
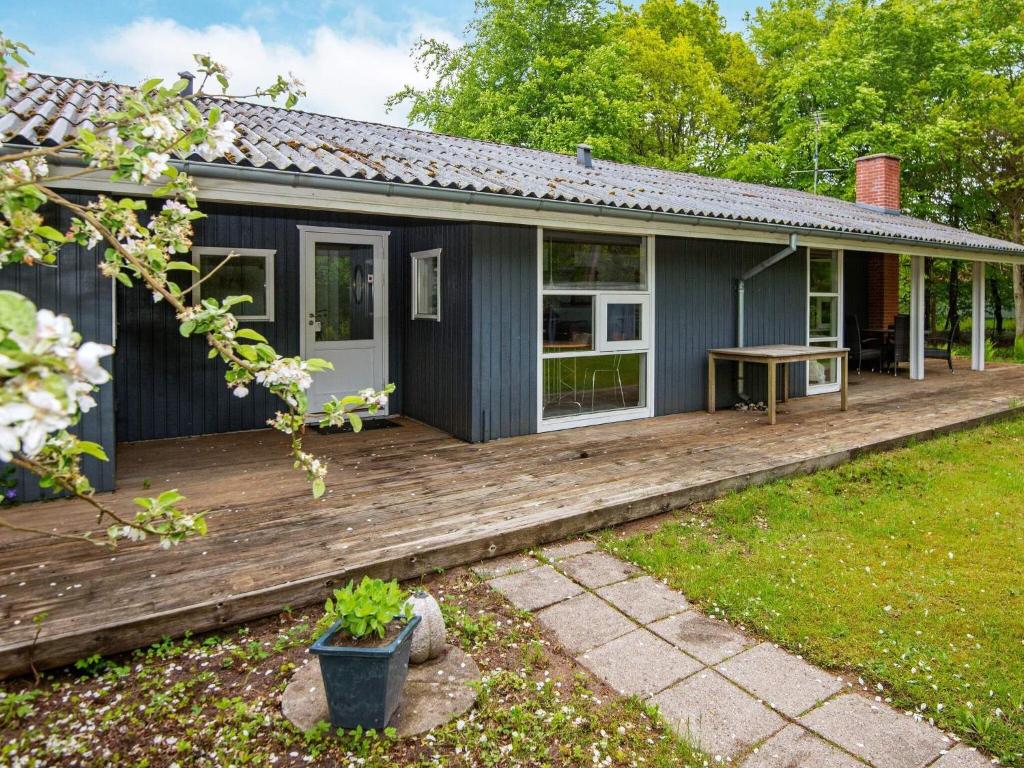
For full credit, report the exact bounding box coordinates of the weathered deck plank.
[1,362,1022,678]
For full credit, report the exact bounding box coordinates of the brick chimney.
[855,154,901,329]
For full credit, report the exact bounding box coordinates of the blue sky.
[2,1,758,123]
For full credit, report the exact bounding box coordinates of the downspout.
[736,234,798,399]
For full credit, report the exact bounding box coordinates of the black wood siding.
[115,203,410,442]
[0,198,116,496]
[471,223,537,441]
[655,236,808,414]
[402,222,474,440]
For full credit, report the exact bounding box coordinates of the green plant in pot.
[310,576,419,729]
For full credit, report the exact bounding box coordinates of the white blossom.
[137,151,171,182]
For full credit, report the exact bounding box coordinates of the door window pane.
[607,302,642,342]
[198,253,271,318]
[543,295,594,352]
[314,243,373,341]
[543,353,646,419]
[809,250,837,293]
[809,341,839,386]
[809,295,837,338]
[543,231,646,290]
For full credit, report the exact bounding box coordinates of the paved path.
[475,543,992,768]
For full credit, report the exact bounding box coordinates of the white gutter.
[736,233,798,399]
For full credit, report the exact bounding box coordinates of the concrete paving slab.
[576,628,701,697]
[929,745,994,768]
[717,642,845,717]
[651,670,786,762]
[740,724,864,768]
[596,575,690,624]
[800,694,951,768]
[539,539,596,561]
[557,551,640,588]
[536,592,635,654]
[487,564,582,611]
[648,610,755,665]
[470,553,537,579]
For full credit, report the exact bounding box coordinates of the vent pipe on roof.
[576,144,593,169]
[177,71,195,96]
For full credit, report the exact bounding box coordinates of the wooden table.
[707,344,849,425]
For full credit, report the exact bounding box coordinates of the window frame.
[411,248,442,321]
[191,247,276,322]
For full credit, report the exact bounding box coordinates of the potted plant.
[310,576,420,729]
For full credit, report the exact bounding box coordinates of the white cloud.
[39,15,458,125]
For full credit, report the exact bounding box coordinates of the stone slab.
[557,551,640,588]
[717,642,844,717]
[539,539,596,561]
[740,724,864,768]
[281,645,480,737]
[800,694,950,768]
[929,745,994,768]
[576,628,701,697]
[536,592,635,654]
[651,670,786,762]
[596,575,689,625]
[486,564,582,611]
[648,610,755,665]
[470,553,537,579]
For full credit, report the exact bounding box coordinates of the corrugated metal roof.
[3,72,1022,256]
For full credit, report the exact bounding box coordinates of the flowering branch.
[0,35,393,546]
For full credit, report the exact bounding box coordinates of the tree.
[0,36,392,547]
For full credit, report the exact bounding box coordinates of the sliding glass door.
[539,230,654,429]
[807,248,843,394]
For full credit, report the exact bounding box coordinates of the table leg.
[841,353,849,412]
[782,363,789,403]
[707,354,716,413]
[767,360,777,425]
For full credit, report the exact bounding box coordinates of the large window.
[807,248,843,393]
[411,248,441,320]
[540,230,652,427]
[192,247,275,321]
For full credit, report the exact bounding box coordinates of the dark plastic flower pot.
[310,614,421,730]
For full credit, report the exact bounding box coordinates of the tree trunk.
[991,275,1004,337]
[947,259,960,334]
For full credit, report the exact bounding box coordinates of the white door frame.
[297,225,389,414]
[536,228,656,432]
[806,247,844,394]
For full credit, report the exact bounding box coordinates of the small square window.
[192,248,275,321]
[411,248,441,320]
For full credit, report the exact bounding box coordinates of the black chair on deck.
[925,321,958,372]
[890,314,910,376]
[845,314,882,374]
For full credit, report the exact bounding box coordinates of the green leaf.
[166,261,199,272]
[34,225,67,243]
[140,77,163,94]
[234,328,267,342]
[75,441,109,461]
[312,478,326,499]
[179,320,196,337]
[0,291,37,335]
[347,412,363,432]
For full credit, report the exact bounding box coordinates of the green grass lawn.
[603,416,1024,765]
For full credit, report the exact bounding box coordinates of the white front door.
[299,227,388,414]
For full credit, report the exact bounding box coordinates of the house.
[3,72,1023,498]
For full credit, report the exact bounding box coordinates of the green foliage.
[0,688,41,726]
[318,577,413,641]
[606,415,1024,763]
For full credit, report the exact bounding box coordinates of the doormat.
[314,419,401,435]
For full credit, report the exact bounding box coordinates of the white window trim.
[537,229,655,431]
[597,293,650,352]
[411,248,442,321]
[192,247,276,322]
[806,247,843,394]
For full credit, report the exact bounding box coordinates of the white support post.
[972,261,986,371]
[910,255,926,380]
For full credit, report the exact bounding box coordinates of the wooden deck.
[2,361,1023,678]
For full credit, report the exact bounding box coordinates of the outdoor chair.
[925,321,958,372]
[845,314,882,374]
[890,314,910,376]
[587,354,626,410]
